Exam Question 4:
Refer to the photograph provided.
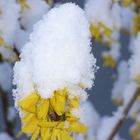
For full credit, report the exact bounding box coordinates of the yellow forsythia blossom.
[102,55,116,68]
[122,0,133,7]
[132,14,140,36]
[112,98,123,106]
[90,23,112,45]
[46,0,53,5]
[19,0,30,13]
[0,36,5,46]
[19,89,87,140]
[134,74,140,83]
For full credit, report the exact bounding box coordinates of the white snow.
[13,3,97,100]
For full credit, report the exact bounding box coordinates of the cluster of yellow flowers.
[89,0,140,69]
[89,6,121,69]
[90,22,119,69]
[19,88,87,140]
[90,23,112,45]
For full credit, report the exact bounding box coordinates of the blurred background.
[0,0,135,139]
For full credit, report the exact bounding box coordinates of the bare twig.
[0,89,14,136]
[13,47,20,59]
[107,88,140,140]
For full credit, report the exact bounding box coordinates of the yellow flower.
[122,0,133,7]
[45,0,53,6]
[18,89,87,140]
[0,36,5,46]
[112,98,123,106]
[70,97,79,108]
[134,74,140,83]
[130,109,140,120]
[90,24,102,41]
[50,88,67,116]
[132,14,140,36]
[19,0,30,13]
[134,74,140,90]
[102,55,116,68]
[90,23,112,45]
[19,92,40,113]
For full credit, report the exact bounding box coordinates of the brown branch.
[13,47,20,59]
[111,0,115,8]
[0,89,14,136]
[0,90,8,129]
[107,88,140,140]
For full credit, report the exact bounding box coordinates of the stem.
[111,0,115,8]
[107,88,140,140]
[13,47,20,59]
[0,89,14,136]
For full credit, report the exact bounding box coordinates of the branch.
[0,89,14,136]
[107,88,140,140]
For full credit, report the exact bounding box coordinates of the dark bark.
[107,88,140,140]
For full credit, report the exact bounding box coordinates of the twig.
[111,0,115,8]
[13,47,20,59]
[107,88,140,140]
[0,89,14,136]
